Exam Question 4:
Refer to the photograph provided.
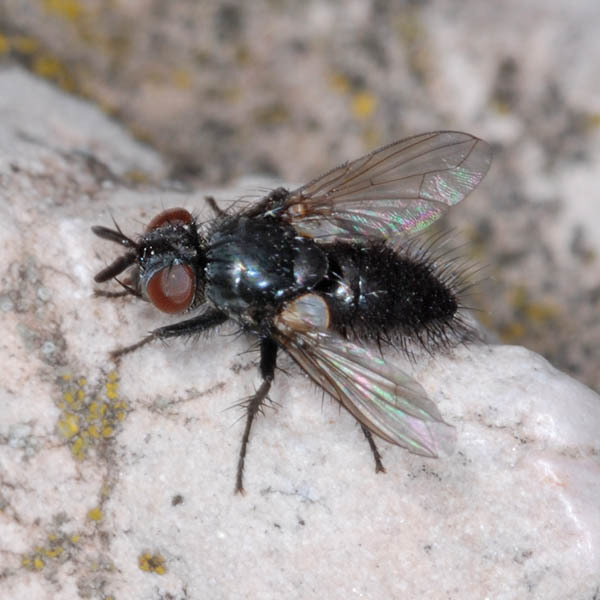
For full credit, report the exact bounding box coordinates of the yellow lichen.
[124,169,152,184]
[587,113,600,128]
[139,552,167,575]
[43,0,84,21]
[11,36,39,54]
[525,301,560,323]
[500,321,526,342]
[71,436,88,460]
[59,413,80,439]
[57,372,126,459]
[88,507,103,522]
[43,545,64,558]
[29,52,76,92]
[352,91,377,119]
[22,532,74,572]
[0,34,9,55]
[33,55,64,78]
[105,382,118,400]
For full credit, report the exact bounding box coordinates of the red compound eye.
[146,207,192,232]
[147,263,195,313]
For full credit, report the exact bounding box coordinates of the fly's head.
[92,207,206,314]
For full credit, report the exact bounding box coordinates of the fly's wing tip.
[427,420,457,458]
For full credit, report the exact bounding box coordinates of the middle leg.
[361,424,386,473]
[235,336,278,494]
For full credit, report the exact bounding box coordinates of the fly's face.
[138,208,204,314]
[92,207,206,315]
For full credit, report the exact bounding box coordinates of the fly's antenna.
[92,225,139,282]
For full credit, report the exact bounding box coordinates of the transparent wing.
[283,131,492,242]
[274,295,456,457]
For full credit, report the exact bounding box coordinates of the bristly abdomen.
[315,238,474,353]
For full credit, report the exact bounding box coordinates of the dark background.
[1,0,599,390]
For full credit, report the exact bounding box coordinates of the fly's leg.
[205,196,226,217]
[361,425,386,473]
[110,308,229,360]
[94,278,142,300]
[235,336,278,495]
[94,289,132,299]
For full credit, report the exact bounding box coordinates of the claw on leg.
[361,425,386,474]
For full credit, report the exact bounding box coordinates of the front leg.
[94,277,142,300]
[235,336,278,494]
[111,308,229,359]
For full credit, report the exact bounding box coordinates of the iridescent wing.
[282,131,492,242]
[274,294,456,458]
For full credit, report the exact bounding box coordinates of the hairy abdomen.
[315,241,470,351]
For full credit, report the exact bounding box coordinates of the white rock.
[0,66,598,600]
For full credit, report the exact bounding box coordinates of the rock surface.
[0,68,599,600]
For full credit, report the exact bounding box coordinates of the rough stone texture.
[0,67,599,600]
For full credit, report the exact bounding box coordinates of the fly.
[92,131,492,493]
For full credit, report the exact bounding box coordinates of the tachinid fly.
[92,131,492,493]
